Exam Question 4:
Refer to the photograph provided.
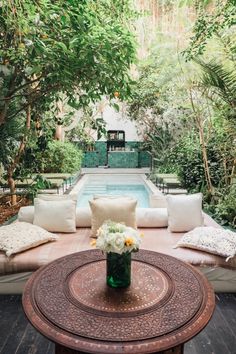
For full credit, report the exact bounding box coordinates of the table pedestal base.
[55,344,184,354]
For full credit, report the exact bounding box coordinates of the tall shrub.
[172,129,225,193]
[42,141,83,173]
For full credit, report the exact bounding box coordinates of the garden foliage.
[42,141,83,174]
[128,0,236,228]
[0,0,136,202]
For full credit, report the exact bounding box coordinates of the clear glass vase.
[106,252,131,288]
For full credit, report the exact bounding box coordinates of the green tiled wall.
[125,141,139,150]
[95,142,107,166]
[139,151,151,167]
[108,151,139,168]
[83,151,99,167]
[80,141,151,168]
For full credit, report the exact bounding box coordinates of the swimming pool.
[73,174,155,208]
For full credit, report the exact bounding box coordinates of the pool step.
[83,185,107,194]
[86,176,142,184]
[83,183,146,194]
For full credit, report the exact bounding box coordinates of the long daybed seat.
[0,213,235,294]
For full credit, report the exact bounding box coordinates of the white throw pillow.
[18,206,34,223]
[76,207,92,227]
[149,193,167,208]
[89,197,137,236]
[33,198,76,233]
[175,226,236,261]
[18,195,78,224]
[136,208,168,227]
[0,222,58,257]
[167,193,204,232]
[19,205,88,228]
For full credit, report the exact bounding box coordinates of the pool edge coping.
[69,173,161,206]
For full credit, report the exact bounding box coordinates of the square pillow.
[175,226,236,261]
[167,193,203,232]
[0,222,58,257]
[33,198,76,233]
[18,193,77,224]
[89,197,137,236]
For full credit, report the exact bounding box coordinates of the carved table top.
[22,249,215,354]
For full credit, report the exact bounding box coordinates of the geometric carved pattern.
[67,260,171,316]
[23,250,215,353]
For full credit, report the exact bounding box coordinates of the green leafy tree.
[194,61,236,187]
[128,38,193,170]
[184,0,236,60]
[196,59,236,110]
[129,0,235,226]
[0,0,136,203]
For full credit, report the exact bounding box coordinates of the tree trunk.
[189,89,214,196]
[198,122,214,196]
[7,176,17,206]
[6,105,31,205]
[230,158,236,185]
[55,124,63,141]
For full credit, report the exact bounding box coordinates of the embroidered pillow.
[175,226,236,261]
[0,222,58,257]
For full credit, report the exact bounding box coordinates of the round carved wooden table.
[22,250,215,354]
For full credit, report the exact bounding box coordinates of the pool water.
[77,183,150,208]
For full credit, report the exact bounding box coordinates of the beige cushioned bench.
[0,213,235,293]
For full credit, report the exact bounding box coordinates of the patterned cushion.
[0,222,58,257]
[175,226,236,261]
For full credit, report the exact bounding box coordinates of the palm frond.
[195,59,236,108]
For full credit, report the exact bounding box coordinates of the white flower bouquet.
[95,220,142,254]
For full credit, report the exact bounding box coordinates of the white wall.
[100,103,140,141]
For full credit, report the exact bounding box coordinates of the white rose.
[114,234,125,252]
